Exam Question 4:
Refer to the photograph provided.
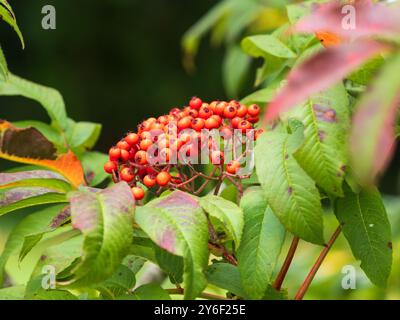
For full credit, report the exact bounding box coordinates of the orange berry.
[109,147,121,161]
[131,187,145,200]
[104,161,117,174]
[140,139,153,151]
[189,97,202,110]
[210,150,224,164]
[120,167,135,182]
[125,133,139,146]
[214,102,227,115]
[156,171,171,186]
[135,150,148,165]
[226,160,240,174]
[231,117,242,129]
[236,105,248,117]
[143,175,157,188]
[248,104,260,117]
[223,105,237,119]
[120,149,130,162]
[178,117,192,130]
[191,118,205,131]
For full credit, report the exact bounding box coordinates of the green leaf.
[65,119,101,152]
[0,285,25,300]
[199,194,244,248]
[240,87,276,106]
[0,1,24,48]
[205,263,247,298]
[18,206,71,263]
[348,56,384,85]
[25,276,78,300]
[0,204,67,285]
[255,126,324,244]
[121,284,171,300]
[0,188,67,216]
[155,246,184,284]
[100,264,136,297]
[79,151,109,186]
[237,187,285,300]
[241,35,296,59]
[288,83,350,196]
[223,44,251,98]
[58,182,135,287]
[0,45,8,81]
[334,185,392,287]
[0,73,67,130]
[135,191,209,300]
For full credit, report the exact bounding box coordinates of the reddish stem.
[273,236,300,291]
[294,226,342,300]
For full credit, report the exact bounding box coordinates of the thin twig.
[294,226,342,300]
[273,236,300,291]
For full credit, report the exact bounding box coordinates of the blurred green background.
[0,0,399,299]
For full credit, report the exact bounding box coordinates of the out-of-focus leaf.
[120,284,171,300]
[0,187,67,216]
[199,194,244,248]
[79,151,109,186]
[182,0,233,56]
[350,53,400,185]
[205,263,247,298]
[0,285,25,300]
[335,185,392,287]
[0,73,67,130]
[237,187,285,300]
[135,191,209,300]
[287,84,350,196]
[240,87,275,106]
[241,34,296,59]
[255,125,324,244]
[347,56,385,86]
[223,45,251,98]
[58,182,134,287]
[265,40,389,121]
[0,204,67,284]
[295,0,400,40]
[0,120,85,187]
[0,45,8,81]
[0,1,24,48]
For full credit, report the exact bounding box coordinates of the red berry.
[178,116,192,130]
[104,161,117,174]
[247,116,259,124]
[199,105,213,119]
[135,150,148,165]
[210,150,224,164]
[231,117,242,129]
[191,118,205,131]
[189,97,202,110]
[156,171,171,186]
[248,104,260,117]
[109,147,121,161]
[205,117,219,129]
[220,126,233,139]
[120,149,130,162]
[223,105,237,119]
[140,139,153,151]
[117,140,130,151]
[143,175,157,188]
[214,102,227,115]
[210,115,222,126]
[125,133,139,146]
[238,120,252,132]
[236,105,248,117]
[226,160,240,174]
[120,167,134,182]
[131,187,145,200]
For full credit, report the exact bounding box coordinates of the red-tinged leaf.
[350,54,400,185]
[0,170,67,186]
[295,0,400,40]
[0,120,85,187]
[265,40,389,121]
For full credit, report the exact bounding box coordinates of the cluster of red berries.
[104,97,263,200]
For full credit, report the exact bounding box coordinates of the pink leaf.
[350,54,400,185]
[295,0,400,40]
[265,40,389,120]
